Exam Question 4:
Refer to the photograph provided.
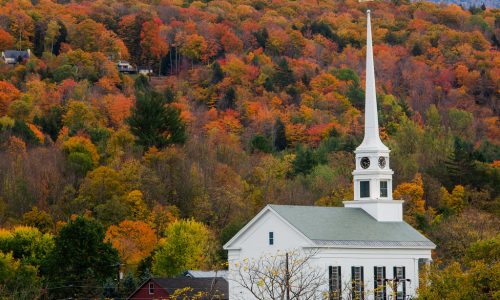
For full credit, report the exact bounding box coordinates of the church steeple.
[344,10,403,222]
[357,10,388,152]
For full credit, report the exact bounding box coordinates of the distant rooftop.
[152,277,228,299]
[2,50,30,59]
[414,0,499,9]
[184,270,228,279]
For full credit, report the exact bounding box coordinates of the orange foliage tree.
[0,81,20,115]
[0,28,15,51]
[103,94,134,128]
[140,18,168,70]
[105,220,156,267]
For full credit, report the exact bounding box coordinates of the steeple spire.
[344,10,402,222]
[357,10,388,151]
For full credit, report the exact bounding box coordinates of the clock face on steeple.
[378,156,386,169]
[360,157,370,169]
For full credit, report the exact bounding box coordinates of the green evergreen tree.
[33,106,64,141]
[273,58,294,89]
[291,144,317,176]
[251,134,272,153]
[44,217,119,299]
[121,272,138,298]
[218,87,236,111]
[254,28,268,49]
[211,61,224,84]
[127,90,186,149]
[444,137,476,188]
[134,75,150,92]
[273,118,287,151]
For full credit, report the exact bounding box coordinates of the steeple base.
[343,200,403,222]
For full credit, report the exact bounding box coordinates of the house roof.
[268,205,435,248]
[2,50,30,59]
[152,277,228,299]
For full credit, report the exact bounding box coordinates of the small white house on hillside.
[224,10,435,300]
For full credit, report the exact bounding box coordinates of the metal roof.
[184,270,228,279]
[2,50,30,59]
[269,205,435,248]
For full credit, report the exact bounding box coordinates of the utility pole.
[285,252,290,300]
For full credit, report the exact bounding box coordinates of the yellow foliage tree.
[124,190,148,221]
[439,185,466,214]
[393,173,426,227]
[61,136,100,167]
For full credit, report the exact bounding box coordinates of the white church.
[224,10,435,300]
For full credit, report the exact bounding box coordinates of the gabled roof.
[128,277,228,300]
[225,204,435,249]
[153,277,228,299]
[223,204,314,250]
[269,205,435,248]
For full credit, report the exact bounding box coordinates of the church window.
[351,266,364,299]
[269,232,274,245]
[394,267,406,300]
[329,266,341,300]
[380,181,388,198]
[360,181,370,198]
[374,266,386,300]
[148,282,154,294]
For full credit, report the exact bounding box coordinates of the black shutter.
[351,266,355,299]
[361,267,364,300]
[374,266,378,291]
[383,267,386,300]
[393,267,397,300]
[328,266,332,300]
[402,267,406,299]
[338,266,342,300]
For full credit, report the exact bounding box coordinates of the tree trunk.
[169,49,173,75]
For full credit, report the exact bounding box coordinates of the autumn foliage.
[105,220,156,266]
[0,0,498,298]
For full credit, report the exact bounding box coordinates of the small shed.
[1,49,31,64]
[127,277,228,300]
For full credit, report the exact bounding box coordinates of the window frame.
[329,266,341,300]
[148,282,154,295]
[360,181,370,198]
[374,266,386,300]
[394,266,406,300]
[268,231,274,245]
[351,266,364,300]
[380,181,388,198]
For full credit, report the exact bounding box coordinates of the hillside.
[422,0,499,9]
[0,0,498,298]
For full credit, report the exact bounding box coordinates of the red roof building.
[127,277,228,300]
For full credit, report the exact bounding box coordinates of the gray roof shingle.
[153,277,228,299]
[269,205,435,248]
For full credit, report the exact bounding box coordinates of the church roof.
[269,205,435,248]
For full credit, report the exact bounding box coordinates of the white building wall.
[226,209,312,299]
[226,210,432,300]
[310,247,431,299]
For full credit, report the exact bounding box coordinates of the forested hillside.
[0,0,498,298]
